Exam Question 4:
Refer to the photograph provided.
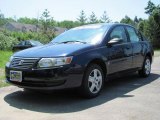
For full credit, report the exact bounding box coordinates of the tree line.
[0,9,111,29]
[0,0,159,50]
[120,1,160,48]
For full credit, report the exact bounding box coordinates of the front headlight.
[38,56,73,68]
[7,56,13,65]
[9,56,14,63]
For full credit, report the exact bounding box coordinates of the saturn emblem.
[19,60,24,65]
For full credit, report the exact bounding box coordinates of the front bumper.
[5,64,84,90]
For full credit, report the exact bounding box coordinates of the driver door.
[107,26,133,74]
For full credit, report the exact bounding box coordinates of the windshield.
[51,25,109,44]
[30,40,43,46]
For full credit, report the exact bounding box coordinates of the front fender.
[72,47,108,69]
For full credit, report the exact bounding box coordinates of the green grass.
[0,51,13,68]
[0,51,13,87]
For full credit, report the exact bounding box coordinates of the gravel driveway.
[0,57,160,120]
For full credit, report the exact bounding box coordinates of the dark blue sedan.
[5,23,154,98]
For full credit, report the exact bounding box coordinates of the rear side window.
[126,27,140,42]
[109,26,127,43]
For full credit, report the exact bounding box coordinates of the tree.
[138,18,143,22]
[145,1,156,15]
[144,8,160,48]
[49,17,56,27]
[137,20,146,33]
[152,7,160,25]
[134,16,139,23]
[18,17,38,25]
[40,9,56,34]
[77,10,87,25]
[0,11,4,19]
[89,12,98,24]
[57,20,80,29]
[0,10,6,26]
[6,18,15,22]
[100,11,111,23]
[120,15,135,26]
[144,17,160,48]
[39,9,55,40]
[143,1,160,48]
[40,9,51,32]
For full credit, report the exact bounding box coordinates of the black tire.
[138,56,151,77]
[80,64,104,98]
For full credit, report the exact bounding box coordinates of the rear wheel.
[81,64,104,98]
[138,56,151,77]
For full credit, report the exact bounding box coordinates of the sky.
[0,0,159,22]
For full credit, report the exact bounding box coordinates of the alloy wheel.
[145,58,151,75]
[88,69,103,94]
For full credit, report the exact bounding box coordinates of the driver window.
[109,26,127,43]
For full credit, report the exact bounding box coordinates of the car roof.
[72,23,134,30]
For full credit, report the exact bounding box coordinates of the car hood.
[13,43,93,57]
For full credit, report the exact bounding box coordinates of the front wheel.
[81,64,104,98]
[138,56,151,77]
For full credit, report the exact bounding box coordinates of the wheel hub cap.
[88,69,102,94]
[145,59,151,75]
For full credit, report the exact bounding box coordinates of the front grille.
[10,57,39,69]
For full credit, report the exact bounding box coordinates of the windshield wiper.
[60,41,87,44]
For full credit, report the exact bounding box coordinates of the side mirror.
[108,38,123,46]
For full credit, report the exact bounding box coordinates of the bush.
[0,29,56,50]
[0,32,18,50]
[30,32,55,44]
[10,31,55,44]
